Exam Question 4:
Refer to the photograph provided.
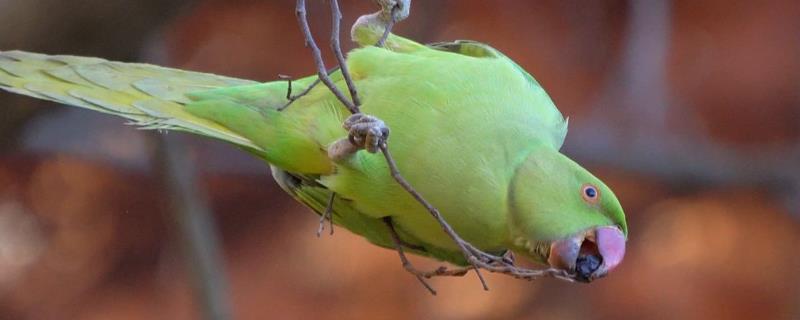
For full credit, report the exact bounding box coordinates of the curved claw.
[352,0,412,46]
[329,113,390,160]
[372,0,410,24]
[387,0,411,23]
[344,113,390,153]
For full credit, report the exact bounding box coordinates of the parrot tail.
[0,50,262,150]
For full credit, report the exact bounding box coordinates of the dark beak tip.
[575,254,603,282]
[547,226,626,282]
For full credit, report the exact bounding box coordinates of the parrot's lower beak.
[547,226,626,282]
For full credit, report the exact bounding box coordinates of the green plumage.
[0,28,626,268]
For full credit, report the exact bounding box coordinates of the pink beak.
[547,226,626,282]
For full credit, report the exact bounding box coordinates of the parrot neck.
[504,144,566,263]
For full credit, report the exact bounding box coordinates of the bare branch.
[278,66,339,111]
[376,14,396,47]
[330,0,361,107]
[383,217,476,295]
[378,143,489,289]
[295,0,359,114]
[293,0,579,289]
[384,217,438,295]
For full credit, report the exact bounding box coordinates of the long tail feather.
[0,50,262,150]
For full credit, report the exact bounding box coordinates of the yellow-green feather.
[0,50,260,150]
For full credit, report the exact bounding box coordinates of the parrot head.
[508,146,627,282]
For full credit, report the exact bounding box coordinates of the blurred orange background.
[0,1,799,319]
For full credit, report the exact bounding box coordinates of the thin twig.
[330,0,361,106]
[376,14,396,47]
[295,0,359,114]
[282,0,392,112]
[278,66,340,111]
[378,143,489,289]
[278,74,293,100]
[295,0,488,286]
[383,217,437,295]
[316,192,336,237]
[383,217,475,295]
[333,0,490,289]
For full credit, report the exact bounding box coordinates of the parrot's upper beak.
[547,226,626,282]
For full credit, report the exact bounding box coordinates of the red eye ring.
[581,184,600,204]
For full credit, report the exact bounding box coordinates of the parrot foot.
[316,193,336,237]
[352,0,410,46]
[374,0,410,23]
[383,217,473,296]
[328,113,390,160]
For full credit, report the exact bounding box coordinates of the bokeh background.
[1,0,799,319]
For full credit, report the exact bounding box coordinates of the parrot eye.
[581,184,600,204]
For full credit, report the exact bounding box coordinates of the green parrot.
[0,19,627,282]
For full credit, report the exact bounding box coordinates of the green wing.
[428,40,568,149]
[352,30,568,150]
[271,166,469,265]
